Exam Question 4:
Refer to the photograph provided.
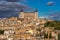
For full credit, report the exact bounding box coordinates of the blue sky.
[20,0,60,17]
[0,0,60,18]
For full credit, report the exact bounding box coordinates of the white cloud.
[47,1,54,6]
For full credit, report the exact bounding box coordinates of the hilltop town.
[0,10,60,40]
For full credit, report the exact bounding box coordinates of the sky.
[0,0,60,18]
[22,0,60,17]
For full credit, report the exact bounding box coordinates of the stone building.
[19,10,38,19]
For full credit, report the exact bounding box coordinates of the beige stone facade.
[0,10,58,40]
[19,11,38,19]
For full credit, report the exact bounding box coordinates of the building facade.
[19,10,38,19]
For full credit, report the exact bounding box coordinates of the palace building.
[19,10,38,19]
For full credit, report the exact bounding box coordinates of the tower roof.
[35,10,38,12]
[20,10,24,12]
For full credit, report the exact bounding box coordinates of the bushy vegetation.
[44,32,52,39]
[58,33,60,40]
[0,30,4,34]
[44,20,60,30]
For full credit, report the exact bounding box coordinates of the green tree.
[49,32,52,39]
[44,32,48,38]
[44,20,60,30]
[0,30,4,34]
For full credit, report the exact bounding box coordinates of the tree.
[0,30,4,34]
[44,32,48,38]
[44,20,60,30]
[49,32,52,39]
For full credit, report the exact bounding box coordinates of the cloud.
[0,0,25,2]
[0,1,35,18]
[0,0,35,18]
[47,1,54,6]
[6,0,19,2]
[6,0,25,2]
[48,12,60,20]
